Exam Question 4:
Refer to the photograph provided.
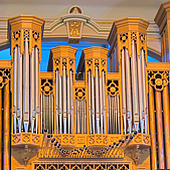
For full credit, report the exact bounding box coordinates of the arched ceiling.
[0,0,165,56]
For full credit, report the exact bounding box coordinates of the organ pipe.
[121,49,126,134]
[70,70,73,134]
[88,71,92,134]
[141,49,147,134]
[100,73,103,134]
[137,52,144,133]
[55,70,59,134]
[95,66,100,134]
[67,72,70,134]
[102,71,106,134]
[17,47,22,133]
[59,73,62,134]
[91,72,95,134]
[30,48,35,133]
[131,40,139,132]
[23,37,29,132]
[35,47,39,134]
[63,65,67,134]
[13,47,17,134]
[125,49,132,133]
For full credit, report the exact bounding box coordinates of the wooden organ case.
[0,1,169,170]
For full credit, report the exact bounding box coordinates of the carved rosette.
[148,70,169,91]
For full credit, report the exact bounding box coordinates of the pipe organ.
[0,1,169,169]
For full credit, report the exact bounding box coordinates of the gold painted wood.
[149,84,157,170]
[163,74,170,168]
[4,82,10,170]
[0,89,2,170]
[156,91,165,169]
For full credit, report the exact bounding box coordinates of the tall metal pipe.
[83,100,87,134]
[121,49,126,134]
[70,70,73,134]
[156,91,165,169]
[77,100,80,134]
[67,73,70,134]
[91,72,95,134]
[51,94,54,134]
[95,66,100,134]
[107,94,110,134]
[17,47,22,133]
[43,94,45,131]
[40,92,43,133]
[75,99,77,133]
[116,94,120,134]
[131,40,139,132]
[63,65,67,134]
[35,47,39,134]
[88,71,92,134]
[23,37,29,132]
[125,49,132,133]
[141,49,147,134]
[163,76,170,169]
[30,48,35,133]
[55,70,59,134]
[59,73,62,134]
[4,83,10,170]
[100,73,103,134]
[137,52,144,133]
[49,93,52,134]
[13,47,17,134]
[102,71,106,134]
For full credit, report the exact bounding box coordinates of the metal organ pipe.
[55,70,59,134]
[35,47,39,134]
[141,49,147,134]
[30,48,35,133]
[88,71,92,134]
[102,71,106,134]
[100,72,103,134]
[137,51,144,133]
[67,72,70,134]
[125,49,132,133]
[131,40,139,132]
[70,70,73,134]
[59,72,62,134]
[95,66,100,134]
[121,49,126,134]
[91,72,95,134]
[17,47,22,133]
[23,37,29,132]
[63,65,67,134]
[13,47,17,134]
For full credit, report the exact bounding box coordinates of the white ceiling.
[0,0,165,21]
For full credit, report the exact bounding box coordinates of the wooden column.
[149,84,157,170]
[155,91,165,169]
[3,82,10,170]
[163,79,170,168]
[0,89,2,170]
